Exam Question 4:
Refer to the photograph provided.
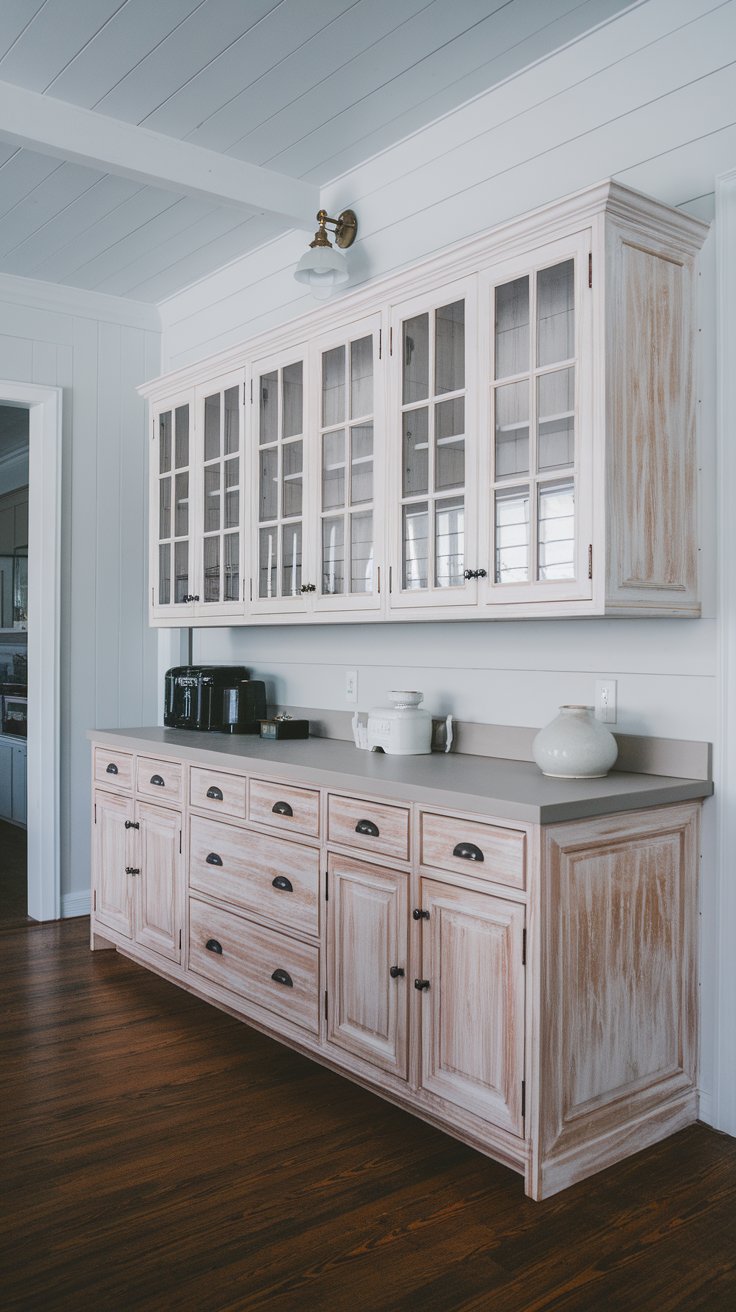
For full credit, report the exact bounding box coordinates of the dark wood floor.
[0,818,29,927]
[2,920,735,1312]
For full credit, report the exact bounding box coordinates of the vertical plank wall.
[157,0,735,1120]
[0,277,160,915]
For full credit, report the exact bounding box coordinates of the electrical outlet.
[595,679,617,724]
[345,670,358,703]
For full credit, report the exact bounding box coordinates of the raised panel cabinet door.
[93,791,133,939]
[135,801,182,963]
[327,855,409,1078]
[419,879,525,1135]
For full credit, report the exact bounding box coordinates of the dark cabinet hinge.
[93,890,96,911]
[179,830,182,854]
[325,871,329,901]
[588,544,593,579]
[521,1080,526,1119]
[522,929,526,966]
[389,326,393,356]
[324,989,328,1021]
[94,803,97,824]
[179,928,182,950]
[378,328,382,360]
[588,253,592,288]
[250,378,253,403]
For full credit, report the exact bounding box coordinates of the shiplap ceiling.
[0,0,635,303]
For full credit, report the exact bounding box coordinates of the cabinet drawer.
[420,812,526,890]
[189,815,320,937]
[188,896,319,1035]
[190,766,246,818]
[93,746,133,792]
[136,755,183,805]
[328,794,410,861]
[249,778,320,838]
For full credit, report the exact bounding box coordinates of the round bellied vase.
[532,705,618,779]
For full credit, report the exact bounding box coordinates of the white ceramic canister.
[532,704,618,779]
[366,690,433,755]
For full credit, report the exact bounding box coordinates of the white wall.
[158,0,733,1116]
[0,273,160,913]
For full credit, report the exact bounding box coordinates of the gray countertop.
[88,726,713,824]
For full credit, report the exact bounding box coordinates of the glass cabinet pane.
[203,536,219,602]
[351,511,373,593]
[224,533,239,602]
[435,497,464,587]
[204,465,220,533]
[175,405,189,467]
[435,397,465,491]
[159,477,171,541]
[495,488,529,583]
[403,313,429,403]
[224,386,239,455]
[159,412,171,474]
[282,440,303,518]
[174,472,188,537]
[322,516,345,595]
[174,541,189,603]
[538,368,574,470]
[259,447,278,522]
[435,301,464,394]
[537,260,574,367]
[495,277,529,379]
[538,482,574,579]
[204,394,220,461]
[156,403,190,607]
[259,526,277,598]
[225,457,239,528]
[322,430,346,509]
[403,503,429,590]
[495,380,529,478]
[281,522,302,596]
[260,371,278,444]
[351,336,373,417]
[351,425,373,504]
[158,543,171,606]
[403,409,429,496]
[283,361,303,438]
[322,346,345,427]
[201,381,241,607]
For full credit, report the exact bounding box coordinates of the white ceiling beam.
[0,79,318,227]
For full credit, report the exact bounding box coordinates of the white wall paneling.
[0,279,160,916]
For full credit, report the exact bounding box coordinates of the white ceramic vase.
[532,705,618,779]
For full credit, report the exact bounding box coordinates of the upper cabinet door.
[150,391,196,619]
[249,348,311,615]
[193,372,245,618]
[478,232,594,610]
[388,279,478,611]
[312,314,385,614]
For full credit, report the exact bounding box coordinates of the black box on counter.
[259,718,309,741]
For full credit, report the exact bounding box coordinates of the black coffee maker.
[164,666,266,733]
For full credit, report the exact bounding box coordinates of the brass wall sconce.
[294,208,357,300]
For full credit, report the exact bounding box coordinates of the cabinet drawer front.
[420,812,525,889]
[249,778,320,837]
[188,897,319,1035]
[328,794,410,861]
[190,766,246,818]
[190,816,320,937]
[94,746,133,792]
[137,755,184,805]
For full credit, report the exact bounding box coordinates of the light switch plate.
[345,670,358,703]
[595,679,617,724]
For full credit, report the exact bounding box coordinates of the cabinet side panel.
[539,804,699,1192]
[607,234,698,612]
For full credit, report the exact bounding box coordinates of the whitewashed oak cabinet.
[141,181,708,626]
[90,732,705,1200]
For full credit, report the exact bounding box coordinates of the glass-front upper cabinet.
[389,279,477,611]
[194,372,244,617]
[313,314,383,613]
[250,348,310,615]
[479,233,593,609]
[151,391,195,618]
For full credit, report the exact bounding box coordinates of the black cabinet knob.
[412,908,430,921]
[206,939,223,955]
[271,968,293,988]
[389,966,405,979]
[463,568,488,580]
[300,583,316,593]
[355,819,379,837]
[272,876,293,892]
[453,841,484,862]
[124,820,140,830]
[125,866,140,876]
[105,763,118,775]
[150,774,165,787]
[272,800,293,817]
[205,852,223,866]
[206,785,223,800]
[414,978,430,991]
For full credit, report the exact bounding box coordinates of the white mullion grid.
[276,366,285,597]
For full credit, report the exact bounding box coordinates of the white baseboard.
[61,890,90,919]
[698,1089,714,1127]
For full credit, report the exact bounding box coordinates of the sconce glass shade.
[294,243,349,300]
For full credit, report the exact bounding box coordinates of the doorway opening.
[0,405,28,926]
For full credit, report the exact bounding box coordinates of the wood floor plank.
[1,919,736,1311]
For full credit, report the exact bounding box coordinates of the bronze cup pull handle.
[206,939,223,955]
[206,785,224,801]
[271,968,293,988]
[453,841,484,862]
[272,801,293,817]
[272,876,293,892]
[105,763,118,775]
[355,819,379,838]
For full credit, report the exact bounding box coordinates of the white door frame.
[0,381,61,921]
[715,167,736,1137]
